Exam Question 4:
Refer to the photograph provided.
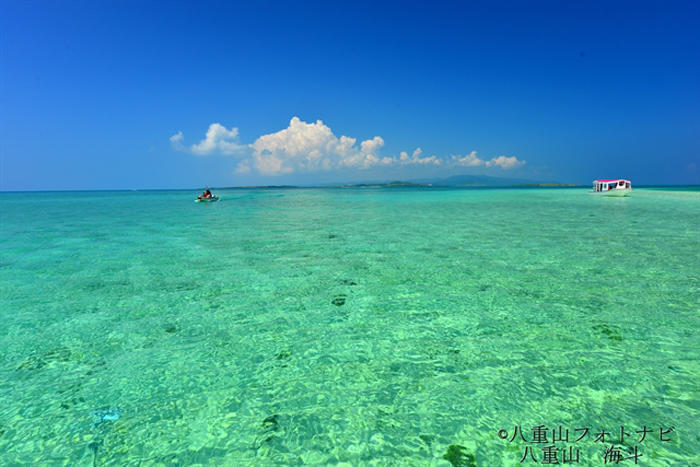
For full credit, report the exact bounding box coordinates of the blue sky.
[1,0,698,190]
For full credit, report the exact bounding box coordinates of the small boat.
[590,179,631,197]
[195,195,219,203]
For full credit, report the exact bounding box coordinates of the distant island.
[338,181,431,188]
[225,174,582,189]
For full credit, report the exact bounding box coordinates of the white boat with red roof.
[590,179,631,196]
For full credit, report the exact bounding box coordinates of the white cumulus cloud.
[170,123,246,156]
[452,151,483,167]
[171,117,526,176]
[451,151,524,169]
[399,148,442,166]
[485,155,526,169]
[250,117,390,175]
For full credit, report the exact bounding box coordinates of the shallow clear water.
[1,187,698,465]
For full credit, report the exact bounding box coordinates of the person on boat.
[199,188,212,199]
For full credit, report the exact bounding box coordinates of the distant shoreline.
[5,184,700,193]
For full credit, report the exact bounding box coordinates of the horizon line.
[4,183,700,194]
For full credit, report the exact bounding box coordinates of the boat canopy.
[591,179,631,192]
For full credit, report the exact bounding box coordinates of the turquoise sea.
[1,187,698,466]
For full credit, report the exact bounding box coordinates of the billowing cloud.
[452,151,524,169]
[399,148,442,166]
[250,117,390,175]
[171,117,525,175]
[452,151,483,167]
[486,155,525,169]
[170,123,246,156]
